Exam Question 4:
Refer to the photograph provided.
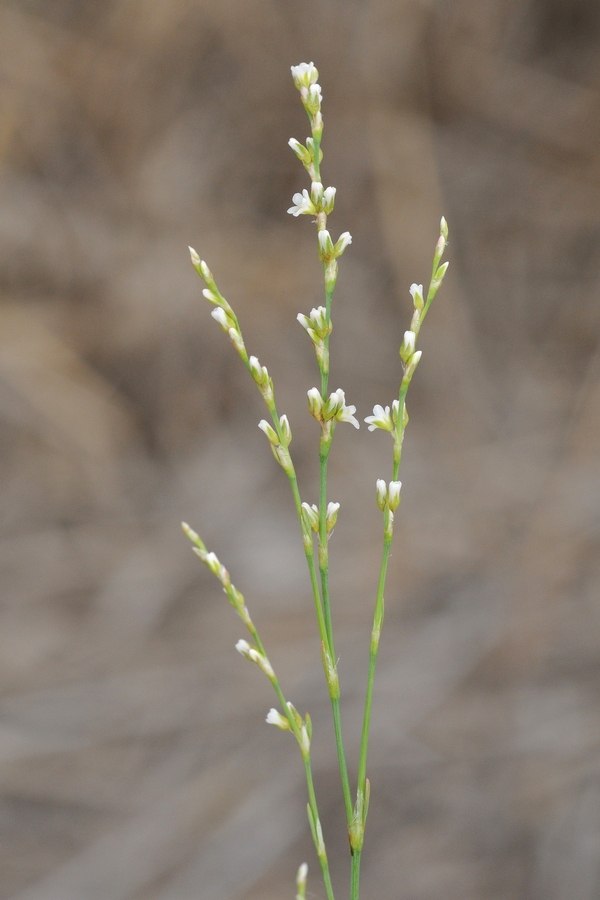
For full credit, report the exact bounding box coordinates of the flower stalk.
[185,61,448,900]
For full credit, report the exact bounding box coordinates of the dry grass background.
[0,0,600,898]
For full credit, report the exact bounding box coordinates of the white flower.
[301,502,320,533]
[400,330,417,365]
[287,189,316,217]
[333,231,352,257]
[308,83,322,106]
[211,307,231,331]
[310,181,324,207]
[326,501,340,531]
[332,388,359,428]
[266,708,291,730]
[291,62,319,88]
[409,283,424,311]
[279,414,292,445]
[307,387,323,418]
[322,186,336,213]
[388,481,402,511]
[364,404,394,432]
[236,638,251,657]
[258,419,279,444]
[288,138,310,164]
[318,229,334,259]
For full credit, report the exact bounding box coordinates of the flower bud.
[266,708,291,730]
[211,307,232,331]
[388,480,402,511]
[399,330,416,364]
[409,283,424,312]
[326,501,340,532]
[258,419,279,445]
[376,479,387,511]
[301,502,320,533]
[333,231,352,257]
[322,186,336,214]
[307,387,323,420]
[310,181,324,208]
[288,138,310,166]
[318,229,335,260]
[279,414,292,445]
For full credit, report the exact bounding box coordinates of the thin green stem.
[350,849,361,900]
[248,628,336,900]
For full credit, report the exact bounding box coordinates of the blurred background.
[1,0,600,898]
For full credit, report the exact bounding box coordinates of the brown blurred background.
[1,1,600,898]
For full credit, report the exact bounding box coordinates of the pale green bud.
[296,863,308,900]
[409,283,424,311]
[288,138,310,166]
[376,479,387,511]
[301,502,320,533]
[318,229,335,260]
[388,480,402,511]
[322,186,336,214]
[399,330,416,364]
[310,181,324,208]
[307,387,323,420]
[333,231,352,257]
[258,419,279,445]
[279,414,292,445]
[211,307,233,331]
[326,501,340,532]
[266,708,291,730]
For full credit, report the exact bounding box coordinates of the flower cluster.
[301,501,340,535]
[189,249,248,363]
[306,387,359,429]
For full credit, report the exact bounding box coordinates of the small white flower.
[291,62,319,88]
[326,501,340,531]
[211,307,231,331]
[202,287,220,305]
[236,638,251,657]
[333,231,352,257]
[388,480,402,511]
[308,83,322,106]
[333,388,359,429]
[279,414,292,445]
[364,404,394,432]
[258,419,279,445]
[400,330,417,364]
[376,479,387,510]
[307,387,323,419]
[266,708,291,730]
[300,721,311,757]
[288,138,310,164]
[310,181,324,207]
[318,229,334,259]
[322,186,336,213]
[409,283,424,311]
[301,502,320,533]
[287,189,316,217]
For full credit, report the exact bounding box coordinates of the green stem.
[248,628,336,900]
[350,849,361,900]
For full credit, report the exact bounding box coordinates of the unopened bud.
[258,419,279,445]
[326,501,340,532]
[307,387,323,420]
[376,479,387,511]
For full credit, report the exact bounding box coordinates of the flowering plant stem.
[185,61,448,899]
